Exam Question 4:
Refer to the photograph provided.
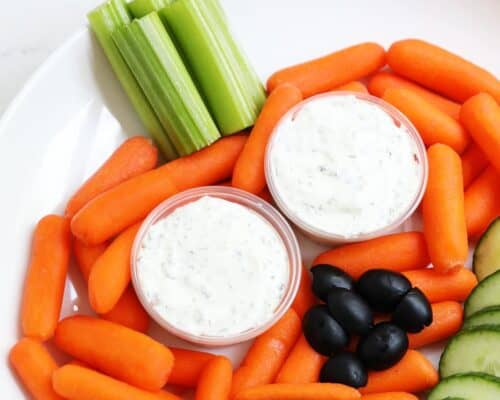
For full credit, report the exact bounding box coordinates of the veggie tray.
[2,0,500,399]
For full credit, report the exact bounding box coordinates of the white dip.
[136,196,289,337]
[268,95,423,238]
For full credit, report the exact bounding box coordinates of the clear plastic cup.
[131,186,302,346]
[265,91,429,244]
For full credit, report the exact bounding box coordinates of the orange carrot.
[258,187,273,203]
[232,84,303,194]
[461,93,500,176]
[71,135,247,245]
[361,393,418,400]
[360,350,438,394]
[387,39,500,102]
[335,81,368,93]
[267,42,385,98]
[403,267,476,303]
[101,286,150,333]
[275,335,326,384]
[234,383,360,400]
[465,167,500,238]
[461,144,489,188]
[169,348,216,387]
[21,215,71,341]
[54,316,174,391]
[195,356,232,400]
[65,136,158,218]
[423,144,468,272]
[408,301,463,348]
[383,88,469,153]
[313,232,430,279]
[368,71,461,120]
[231,309,302,397]
[88,222,141,314]
[73,239,108,282]
[9,338,63,400]
[291,268,317,319]
[52,365,180,400]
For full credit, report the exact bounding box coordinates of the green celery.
[128,0,172,18]
[87,0,178,160]
[112,13,220,155]
[160,0,266,135]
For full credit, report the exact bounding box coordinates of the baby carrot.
[169,348,216,387]
[383,88,469,153]
[408,301,463,349]
[9,338,63,400]
[54,316,174,391]
[361,393,418,400]
[231,309,302,397]
[461,144,489,188]
[234,383,361,400]
[52,365,180,400]
[71,135,247,245]
[423,144,468,273]
[232,84,303,194]
[101,286,150,333]
[313,232,430,279]
[387,39,500,102]
[195,356,232,400]
[335,81,368,93]
[88,222,141,314]
[461,93,500,176]
[291,268,317,319]
[275,335,326,384]
[267,42,385,98]
[368,71,460,120]
[359,350,438,394]
[65,136,158,218]
[465,167,500,238]
[73,239,108,282]
[403,267,477,303]
[21,215,71,341]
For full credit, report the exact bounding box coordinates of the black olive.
[303,305,349,356]
[311,264,355,301]
[327,288,373,336]
[392,288,433,333]
[320,352,368,388]
[357,322,408,370]
[356,269,412,312]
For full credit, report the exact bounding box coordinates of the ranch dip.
[136,196,289,337]
[268,94,423,238]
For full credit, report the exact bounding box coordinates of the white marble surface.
[0,0,101,114]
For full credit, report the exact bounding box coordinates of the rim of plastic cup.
[265,91,429,244]
[131,186,302,346]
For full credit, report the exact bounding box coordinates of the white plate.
[1,0,499,397]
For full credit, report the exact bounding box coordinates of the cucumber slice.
[439,327,500,378]
[464,270,500,318]
[473,217,500,281]
[428,373,500,400]
[464,306,500,329]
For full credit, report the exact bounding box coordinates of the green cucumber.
[473,218,500,281]
[428,373,500,400]
[463,306,500,329]
[439,327,500,378]
[464,270,500,318]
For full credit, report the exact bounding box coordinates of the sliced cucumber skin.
[428,372,500,400]
[464,270,500,318]
[439,327,500,378]
[464,306,500,330]
[473,217,500,281]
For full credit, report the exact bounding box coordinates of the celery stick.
[88,0,178,160]
[160,0,266,135]
[112,13,220,155]
[128,0,172,18]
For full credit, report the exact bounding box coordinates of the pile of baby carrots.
[10,37,500,400]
